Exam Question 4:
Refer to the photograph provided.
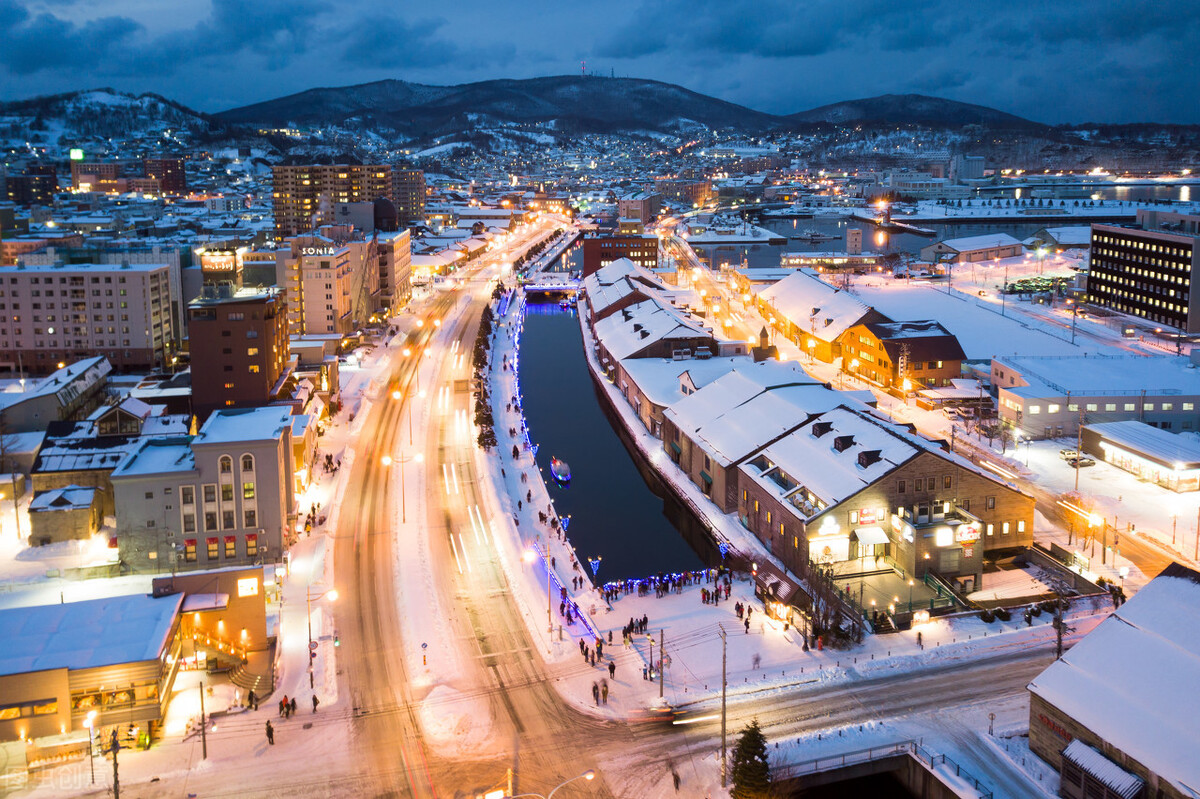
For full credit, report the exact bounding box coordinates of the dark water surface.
[518,292,704,582]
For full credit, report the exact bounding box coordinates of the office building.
[0,262,174,373]
[5,174,57,207]
[1089,210,1200,333]
[187,285,290,418]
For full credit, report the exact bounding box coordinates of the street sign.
[309,641,318,651]
[421,642,428,650]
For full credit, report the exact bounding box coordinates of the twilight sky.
[2,0,1198,124]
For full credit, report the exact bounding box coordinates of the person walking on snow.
[312,695,319,713]
[265,720,274,745]
[592,682,600,705]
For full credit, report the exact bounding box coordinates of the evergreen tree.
[730,718,771,798]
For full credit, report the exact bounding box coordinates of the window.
[145,491,153,500]
[1124,403,1136,411]
[243,482,255,500]
[960,499,970,512]
[1144,403,1154,411]
[242,454,254,472]
[220,456,233,473]
[249,364,260,374]
[225,536,237,558]
[898,480,906,493]
[184,539,197,562]
[914,478,923,491]
[1018,520,1026,533]
[1028,405,1041,414]
[222,510,235,529]
[1002,522,1010,535]
[986,496,996,510]
[246,534,258,557]
[986,524,994,536]
[1163,402,1174,411]
[207,538,219,559]
[221,484,234,502]
[1105,403,1116,411]
[1086,403,1098,412]
[943,475,952,489]
[183,513,196,533]
[1185,403,1195,411]
[203,485,216,503]
[204,511,218,531]
[244,509,257,527]
[1048,404,1060,413]
[247,347,259,356]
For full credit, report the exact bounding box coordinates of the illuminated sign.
[300,246,337,256]
[955,524,981,544]
[237,577,259,597]
[935,527,953,547]
[70,148,84,161]
[891,514,914,543]
[201,253,238,272]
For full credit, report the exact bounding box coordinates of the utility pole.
[659,629,664,699]
[199,681,208,759]
[719,624,728,788]
[109,729,121,799]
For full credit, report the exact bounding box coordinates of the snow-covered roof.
[29,485,97,512]
[1085,420,1200,467]
[1038,226,1092,247]
[1028,564,1200,795]
[111,438,195,478]
[594,298,712,361]
[664,369,835,467]
[934,233,1022,252]
[1061,740,1143,799]
[194,406,294,446]
[0,356,110,412]
[0,593,184,676]
[995,354,1200,398]
[750,406,920,513]
[619,357,811,411]
[757,271,878,342]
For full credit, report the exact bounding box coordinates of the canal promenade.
[471,286,1110,724]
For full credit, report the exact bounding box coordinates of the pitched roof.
[758,271,881,342]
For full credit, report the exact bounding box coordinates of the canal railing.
[773,739,994,799]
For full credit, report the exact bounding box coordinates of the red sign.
[1039,713,1073,742]
[859,508,878,525]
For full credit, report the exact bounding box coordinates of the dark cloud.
[0,0,141,74]
[0,0,1197,123]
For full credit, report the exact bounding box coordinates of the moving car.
[1066,456,1095,468]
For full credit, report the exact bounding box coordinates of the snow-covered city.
[1,6,1199,799]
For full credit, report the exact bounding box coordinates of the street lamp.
[306,586,338,687]
[83,710,97,783]
[908,579,914,612]
[509,769,596,798]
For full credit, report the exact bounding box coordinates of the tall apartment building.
[1089,210,1200,333]
[300,248,355,336]
[0,262,173,374]
[187,285,290,419]
[376,230,412,311]
[392,168,426,226]
[143,158,187,194]
[70,161,123,192]
[617,191,662,225]
[272,165,392,239]
[5,174,57,207]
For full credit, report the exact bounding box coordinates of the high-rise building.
[143,158,187,194]
[1089,209,1200,333]
[5,174,57,207]
[391,168,426,226]
[0,262,174,373]
[271,165,392,239]
[187,285,290,418]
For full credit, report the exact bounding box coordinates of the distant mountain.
[790,93,1044,130]
[216,76,783,134]
[0,88,226,141]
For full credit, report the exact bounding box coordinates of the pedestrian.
[608,660,616,679]
[643,666,648,681]
[248,689,257,711]
[673,771,681,792]
[266,720,274,745]
[312,695,319,713]
[601,681,609,704]
[279,697,287,717]
[592,682,600,705]
[744,618,750,634]
[917,631,923,649]
[290,697,297,716]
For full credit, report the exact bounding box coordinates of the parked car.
[1059,448,1080,460]
[1066,456,1096,468]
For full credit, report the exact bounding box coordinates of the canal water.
[519,248,707,582]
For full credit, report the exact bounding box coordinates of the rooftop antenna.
[581,60,586,77]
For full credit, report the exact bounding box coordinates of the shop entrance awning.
[854,526,889,546]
